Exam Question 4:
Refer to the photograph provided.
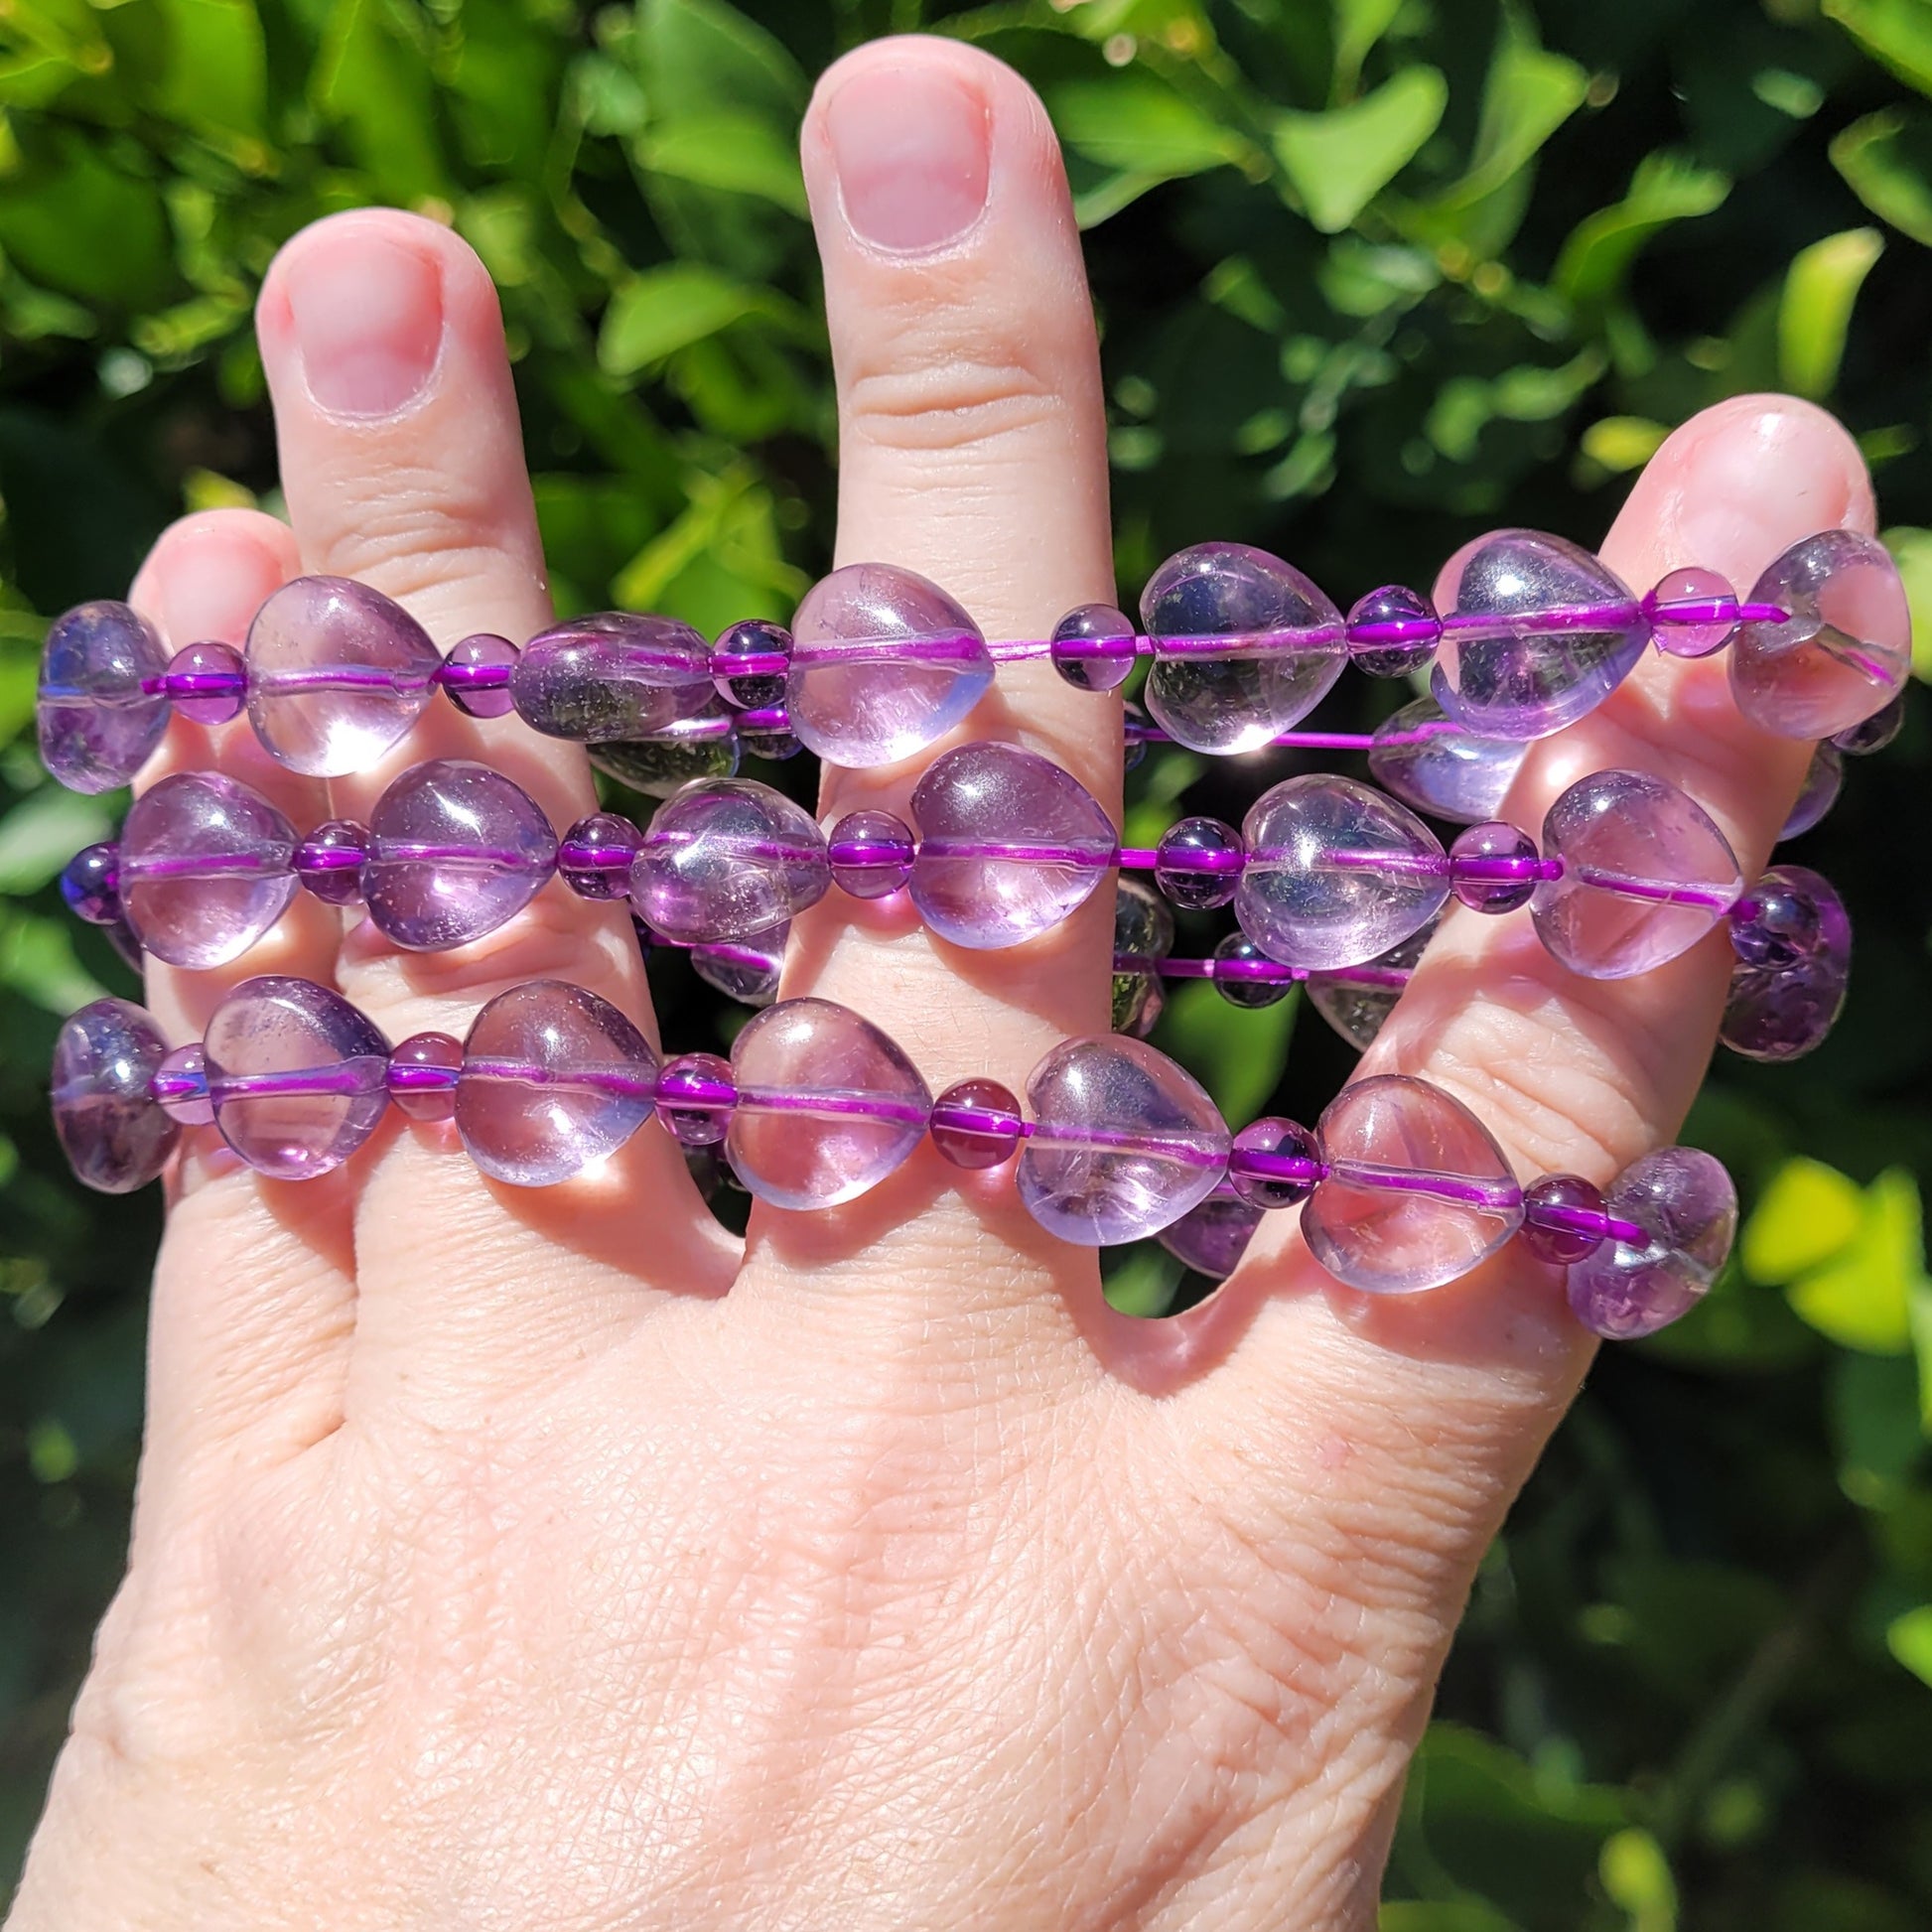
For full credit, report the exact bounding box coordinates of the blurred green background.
[2,0,1931,1922]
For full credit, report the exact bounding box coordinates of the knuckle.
[842,313,1072,458]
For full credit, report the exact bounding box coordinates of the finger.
[255,210,733,1414]
[747,38,1118,1333]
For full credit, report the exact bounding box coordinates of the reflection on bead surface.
[1643,566,1738,658]
[458,981,658,1186]
[1142,542,1346,754]
[632,779,830,943]
[1532,769,1742,979]
[690,929,786,1008]
[1237,774,1448,971]
[1307,917,1436,1050]
[512,613,714,744]
[910,742,1116,949]
[1155,816,1242,909]
[120,771,299,969]
[1018,1036,1229,1246]
[296,820,370,906]
[205,976,391,1180]
[52,998,179,1192]
[1723,864,1851,1062]
[1159,1194,1262,1280]
[1050,603,1138,692]
[1113,878,1173,1036]
[1369,694,1527,826]
[387,1032,464,1123]
[712,618,792,711]
[1432,530,1648,740]
[929,1077,1024,1170]
[61,843,121,926]
[728,998,931,1209]
[154,1042,214,1127]
[1782,741,1842,839]
[1303,1076,1523,1294]
[1567,1147,1736,1339]
[789,564,994,766]
[245,577,441,777]
[38,602,173,793]
[656,1052,736,1147]
[1731,530,1912,739]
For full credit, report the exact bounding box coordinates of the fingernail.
[284,229,444,418]
[825,63,991,252]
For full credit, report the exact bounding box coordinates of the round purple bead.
[511,612,715,745]
[38,601,172,794]
[1643,566,1738,659]
[1369,693,1528,827]
[710,619,793,712]
[1832,687,1904,756]
[154,1042,214,1128]
[386,1032,464,1123]
[1158,1195,1263,1281]
[1210,930,1295,1009]
[632,778,830,944]
[1049,603,1138,693]
[655,1052,736,1148]
[51,998,179,1192]
[1566,1147,1736,1340]
[166,640,248,725]
[1723,864,1851,1063]
[295,819,371,906]
[438,634,519,720]
[1228,1117,1321,1210]
[560,812,644,900]
[1782,741,1843,839]
[1449,821,1540,914]
[827,810,915,899]
[1155,816,1243,910]
[61,843,121,925]
[1346,584,1442,678]
[929,1077,1025,1170]
[1519,1173,1609,1266]
[1306,916,1437,1051]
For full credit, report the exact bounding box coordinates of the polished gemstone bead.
[1210,930,1295,1009]
[1832,688,1905,755]
[362,759,558,951]
[60,843,121,925]
[908,742,1117,949]
[710,619,793,712]
[1049,602,1138,692]
[1142,542,1346,754]
[689,932,786,1007]
[1567,1147,1736,1339]
[119,771,299,969]
[245,576,441,777]
[559,812,643,900]
[1017,1035,1229,1245]
[631,779,830,944]
[727,998,931,1208]
[929,1077,1025,1170]
[655,1052,737,1147]
[1306,917,1437,1050]
[295,819,371,906]
[1730,530,1912,740]
[437,633,519,719]
[788,564,995,766]
[166,640,247,725]
[1155,816,1243,909]
[1723,864,1851,1062]
[457,981,658,1186]
[1122,700,1152,771]
[739,721,802,761]
[386,1031,464,1123]
[1782,741,1842,839]
[827,810,915,898]
[1116,973,1166,1039]
[1346,584,1441,677]
[1643,566,1738,658]
[204,976,391,1179]
[38,601,172,793]
[590,717,741,797]
[1237,773,1449,971]
[1449,820,1540,913]
[1519,1173,1609,1266]
[1302,1075,1524,1294]
[1113,878,1174,1037]
[1368,693,1527,826]
[1228,1116,1321,1209]
[51,998,179,1191]
[1531,768,1743,979]
[1432,530,1648,740]
[154,1042,214,1127]
[512,612,715,744]
[1158,1195,1263,1280]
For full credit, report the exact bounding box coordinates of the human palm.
[9,35,1869,1931]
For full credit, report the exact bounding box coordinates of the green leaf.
[1824,0,1932,97]
[0,788,112,896]
[1880,526,1932,679]
[1379,1905,1523,1932]
[311,0,449,205]
[1102,1245,1183,1318]
[1554,152,1731,308]
[1153,979,1296,1124]
[1048,73,1246,179]
[1785,1170,1927,1356]
[0,907,108,1016]
[1777,226,1883,400]
[149,0,267,150]
[0,129,172,308]
[1832,107,1932,249]
[1581,416,1670,474]
[1433,34,1588,210]
[1884,1603,1932,1688]
[1742,1156,1864,1284]
[635,112,807,216]
[1333,0,1408,91]
[598,264,764,376]
[1598,1828,1678,1932]
[1274,67,1448,233]
[634,0,805,126]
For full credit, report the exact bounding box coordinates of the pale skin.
[8,35,1875,1932]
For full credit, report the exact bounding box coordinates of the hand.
[8,35,1871,1932]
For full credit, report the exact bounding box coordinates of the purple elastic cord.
[250,666,437,696]
[207,1058,389,1102]
[1570,864,1740,912]
[151,667,248,704]
[460,1056,658,1102]
[1328,1158,1525,1211]
[1529,1198,1648,1250]
[1229,1148,1327,1187]
[735,1085,932,1130]
[928,1099,1030,1139]
[433,657,514,694]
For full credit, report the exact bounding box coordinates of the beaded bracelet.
[36,526,1908,791]
[50,975,1736,1341]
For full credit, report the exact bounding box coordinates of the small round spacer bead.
[710,620,793,712]
[437,634,520,719]
[387,1032,464,1123]
[654,1051,737,1147]
[1211,931,1296,1008]
[828,810,915,899]
[1643,567,1739,658]
[61,842,122,925]
[1154,816,1243,909]
[294,819,370,905]
[1449,820,1542,913]
[1049,603,1139,693]
[164,641,248,725]
[1728,876,1822,968]
[1228,1117,1322,1209]
[153,1043,214,1127]
[1345,585,1441,677]
[1520,1173,1610,1266]
[1832,688,1904,756]
[559,812,643,900]
[929,1078,1026,1170]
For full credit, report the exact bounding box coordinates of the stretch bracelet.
[36,527,1908,791]
[50,976,1735,1341]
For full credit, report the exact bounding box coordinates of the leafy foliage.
[2,0,1931,1921]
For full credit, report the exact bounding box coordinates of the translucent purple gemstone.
[154,1042,214,1127]
[295,819,371,907]
[737,720,801,762]
[1346,584,1442,677]
[690,928,786,1008]
[1237,774,1449,971]
[457,981,658,1186]
[362,759,558,952]
[244,576,441,777]
[1141,542,1346,754]
[559,812,643,900]
[1210,931,1295,1010]
[438,633,519,720]
[710,619,793,711]
[727,998,931,1209]
[1833,688,1904,755]
[788,564,995,766]
[908,742,1116,950]
[1302,1075,1524,1294]
[60,843,121,925]
[51,998,178,1192]
[1228,1116,1321,1209]
[119,771,299,969]
[590,713,741,798]
[1049,603,1138,693]
[1449,820,1540,913]
[1368,693,1528,826]
[827,810,914,899]
[631,779,829,944]
[655,1052,736,1147]
[1520,1173,1610,1267]
[1643,567,1738,659]
[1431,529,1648,741]
[512,613,715,744]
[387,1031,464,1123]
[1017,1035,1230,1246]
[1531,769,1743,980]
[1306,917,1437,1050]
[1722,864,1851,1062]
[37,601,172,793]
[1781,741,1842,839]
[1730,530,1912,740]
[1155,816,1243,910]
[1113,878,1174,1037]
[166,641,247,725]
[929,1077,1024,1170]
[1566,1147,1736,1339]
[204,976,391,1180]
[1158,1195,1263,1280]
[1121,699,1152,771]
